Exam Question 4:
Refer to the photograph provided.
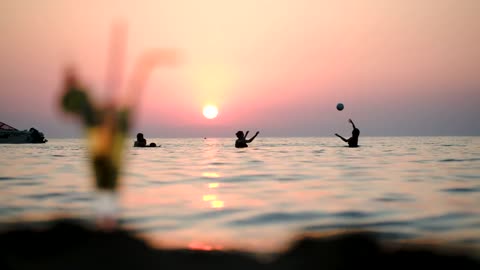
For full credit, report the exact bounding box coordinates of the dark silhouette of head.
[352,128,360,137]
[137,133,144,140]
[236,131,244,139]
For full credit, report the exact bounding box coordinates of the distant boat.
[0,122,48,144]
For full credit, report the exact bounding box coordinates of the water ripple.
[439,158,480,162]
[0,176,32,181]
[375,193,415,202]
[27,193,65,200]
[303,220,412,231]
[229,211,327,226]
[1,137,480,253]
[441,187,480,193]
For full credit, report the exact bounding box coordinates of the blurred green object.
[61,85,98,126]
[60,69,132,192]
[58,24,179,228]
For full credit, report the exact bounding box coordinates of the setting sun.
[202,105,219,119]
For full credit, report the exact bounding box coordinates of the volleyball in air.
[336,103,344,111]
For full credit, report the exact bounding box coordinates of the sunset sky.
[1,0,479,138]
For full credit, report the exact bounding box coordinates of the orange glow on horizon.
[188,242,223,251]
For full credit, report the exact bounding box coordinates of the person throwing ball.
[335,119,360,147]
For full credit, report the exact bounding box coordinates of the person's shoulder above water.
[235,139,248,148]
[134,141,144,147]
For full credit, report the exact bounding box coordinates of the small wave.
[228,211,326,226]
[411,159,431,164]
[441,144,467,147]
[416,212,473,224]
[0,206,23,215]
[375,193,414,202]
[334,211,371,218]
[442,187,479,193]
[276,175,306,182]
[228,210,376,227]
[66,194,92,202]
[208,162,227,166]
[248,160,264,164]
[11,181,42,186]
[456,174,480,180]
[189,208,245,221]
[416,224,454,232]
[439,158,480,162]
[222,175,275,183]
[303,220,412,231]
[375,197,414,202]
[0,176,32,181]
[27,193,65,200]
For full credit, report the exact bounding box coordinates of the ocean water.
[1,137,480,254]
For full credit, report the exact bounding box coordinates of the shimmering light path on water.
[1,137,479,254]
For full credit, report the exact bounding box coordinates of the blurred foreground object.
[1,220,478,270]
[60,23,179,229]
[61,66,129,230]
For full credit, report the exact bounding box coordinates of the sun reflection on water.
[202,172,220,178]
[202,194,217,201]
[202,171,224,208]
[208,183,220,188]
[210,200,224,208]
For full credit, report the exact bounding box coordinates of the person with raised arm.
[335,119,360,147]
[235,130,259,148]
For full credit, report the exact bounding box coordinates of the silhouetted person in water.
[335,119,360,147]
[134,133,156,147]
[235,130,259,148]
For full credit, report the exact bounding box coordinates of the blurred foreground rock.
[0,220,478,270]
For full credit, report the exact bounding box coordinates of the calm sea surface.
[1,137,480,254]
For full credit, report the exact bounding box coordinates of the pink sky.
[1,0,479,137]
